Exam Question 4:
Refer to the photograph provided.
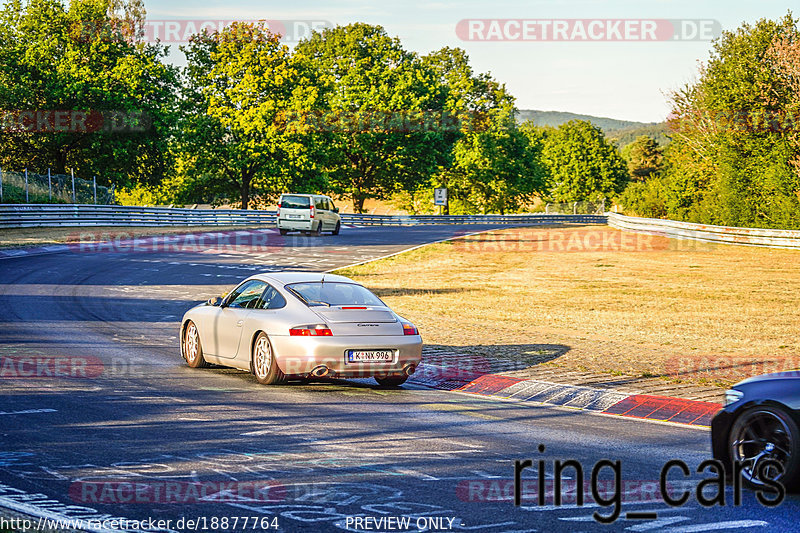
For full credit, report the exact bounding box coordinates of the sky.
[144,0,796,123]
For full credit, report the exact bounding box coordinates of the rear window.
[280,195,311,209]
[285,282,384,307]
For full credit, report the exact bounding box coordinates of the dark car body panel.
[711,372,800,466]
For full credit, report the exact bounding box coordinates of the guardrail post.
[545,203,550,214]
[71,169,76,203]
[573,201,577,215]
[24,168,29,203]
[48,168,52,201]
[93,176,97,204]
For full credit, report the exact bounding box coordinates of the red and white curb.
[410,367,721,427]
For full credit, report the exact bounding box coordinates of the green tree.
[295,23,451,213]
[622,135,663,181]
[666,13,800,227]
[423,47,545,214]
[0,0,178,185]
[541,120,628,202]
[180,23,323,209]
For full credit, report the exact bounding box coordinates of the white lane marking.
[626,517,692,531]
[664,522,769,532]
[0,409,57,416]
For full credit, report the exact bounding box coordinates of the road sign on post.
[434,188,448,206]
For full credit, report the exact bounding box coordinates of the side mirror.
[333,207,339,213]
[207,296,222,307]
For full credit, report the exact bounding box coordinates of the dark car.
[711,371,800,491]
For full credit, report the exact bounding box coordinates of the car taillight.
[289,324,332,336]
[276,206,280,216]
[402,323,418,335]
[310,205,315,218]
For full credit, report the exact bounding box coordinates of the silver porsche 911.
[180,272,422,386]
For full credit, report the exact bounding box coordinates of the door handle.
[236,320,243,327]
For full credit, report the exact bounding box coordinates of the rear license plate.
[347,350,394,363]
[287,214,304,220]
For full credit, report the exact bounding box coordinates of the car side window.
[227,281,268,309]
[256,285,286,310]
[325,198,334,211]
[315,197,325,210]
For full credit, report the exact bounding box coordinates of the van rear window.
[280,195,311,209]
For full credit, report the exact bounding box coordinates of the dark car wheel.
[332,221,341,235]
[251,332,285,385]
[375,375,407,387]
[314,222,323,236]
[279,228,288,236]
[729,405,800,490]
[184,321,209,368]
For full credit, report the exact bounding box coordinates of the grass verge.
[334,225,800,388]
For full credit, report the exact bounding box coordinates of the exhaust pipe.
[403,364,416,377]
[310,365,330,378]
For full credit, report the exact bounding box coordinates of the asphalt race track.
[0,225,798,532]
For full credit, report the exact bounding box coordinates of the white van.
[276,194,341,236]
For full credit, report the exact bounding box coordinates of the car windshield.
[280,195,311,209]
[286,282,384,307]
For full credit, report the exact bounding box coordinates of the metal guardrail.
[340,213,607,226]
[607,212,800,249]
[3,204,800,249]
[0,205,276,228]
[0,204,607,229]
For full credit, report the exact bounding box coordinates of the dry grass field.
[336,225,800,387]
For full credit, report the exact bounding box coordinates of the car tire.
[375,375,407,387]
[332,221,341,235]
[251,332,285,385]
[279,229,288,236]
[314,222,322,237]
[184,321,209,368]
[728,405,800,491]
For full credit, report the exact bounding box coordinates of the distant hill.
[515,109,671,148]
[606,122,672,148]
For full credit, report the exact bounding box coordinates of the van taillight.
[310,205,315,218]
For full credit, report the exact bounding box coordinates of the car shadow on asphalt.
[201,342,572,391]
